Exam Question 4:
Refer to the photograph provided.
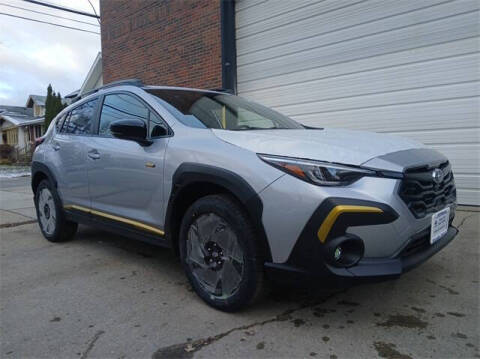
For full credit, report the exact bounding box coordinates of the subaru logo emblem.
[432,168,444,184]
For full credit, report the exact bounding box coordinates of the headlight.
[258,154,376,186]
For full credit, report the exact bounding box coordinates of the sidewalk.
[0,177,36,228]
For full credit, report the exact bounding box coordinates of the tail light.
[35,136,45,148]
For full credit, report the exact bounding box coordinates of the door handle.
[88,153,100,160]
[52,143,60,151]
[88,150,100,160]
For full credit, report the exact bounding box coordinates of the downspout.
[220,0,237,94]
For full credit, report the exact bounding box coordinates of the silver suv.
[32,80,458,311]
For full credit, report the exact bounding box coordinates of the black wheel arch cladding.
[166,163,272,261]
[31,161,57,193]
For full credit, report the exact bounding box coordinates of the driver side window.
[99,94,149,137]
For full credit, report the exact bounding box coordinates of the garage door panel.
[236,0,265,12]
[237,0,454,55]
[456,189,480,206]
[295,98,478,133]
[432,145,480,175]
[246,53,479,107]
[237,0,475,64]
[236,0,336,34]
[275,81,479,117]
[454,175,480,191]
[238,38,479,93]
[238,11,479,84]
[238,0,366,40]
[387,128,480,146]
[237,1,480,204]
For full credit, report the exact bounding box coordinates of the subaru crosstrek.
[32,80,458,311]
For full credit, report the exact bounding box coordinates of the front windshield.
[146,89,304,130]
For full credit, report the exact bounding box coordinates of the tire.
[179,194,264,311]
[34,179,78,242]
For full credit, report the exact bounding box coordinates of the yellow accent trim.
[64,205,165,236]
[317,205,383,243]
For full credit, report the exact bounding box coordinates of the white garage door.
[236,0,480,205]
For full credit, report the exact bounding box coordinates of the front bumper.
[265,226,458,287]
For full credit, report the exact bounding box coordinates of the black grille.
[399,161,456,219]
[401,229,430,258]
[400,213,454,258]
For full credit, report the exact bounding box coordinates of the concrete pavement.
[0,177,479,359]
[0,176,36,227]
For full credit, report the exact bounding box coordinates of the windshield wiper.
[303,124,324,130]
[231,125,279,131]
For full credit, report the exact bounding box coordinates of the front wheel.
[179,194,264,311]
[35,179,78,242]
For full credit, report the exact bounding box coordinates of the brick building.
[100,0,235,91]
[99,0,479,205]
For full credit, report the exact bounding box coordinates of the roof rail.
[209,88,234,94]
[73,79,144,103]
[101,78,144,90]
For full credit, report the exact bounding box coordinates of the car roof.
[74,82,231,105]
[61,84,232,120]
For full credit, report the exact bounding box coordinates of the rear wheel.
[179,194,264,311]
[35,179,78,242]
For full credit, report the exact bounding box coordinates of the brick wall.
[100,0,222,89]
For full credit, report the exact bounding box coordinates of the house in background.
[79,52,103,97]
[65,52,103,103]
[0,94,47,150]
[64,89,80,104]
[25,94,46,117]
[0,50,104,155]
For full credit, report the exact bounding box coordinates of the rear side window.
[98,94,148,137]
[55,114,66,132]
[62,98,98,135]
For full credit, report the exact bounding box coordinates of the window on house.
[35,125,42,138]
[6,128,18,145]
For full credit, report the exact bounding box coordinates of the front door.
[86,93,169,230]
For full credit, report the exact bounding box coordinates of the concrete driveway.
[1,177,479,359]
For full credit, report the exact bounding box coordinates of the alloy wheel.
[186,213,245,299]
[38,188,56,235]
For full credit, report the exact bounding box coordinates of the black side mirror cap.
[110,119,152,146]
[151,125,169,137]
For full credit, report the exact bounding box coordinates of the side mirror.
[110,119,152,146]
[151,124,169,137]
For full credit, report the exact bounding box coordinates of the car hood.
[212,128,424,166]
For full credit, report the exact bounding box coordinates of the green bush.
[0,144,13,159]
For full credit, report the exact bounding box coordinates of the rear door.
[86,92,170,230]
[49,97,99,208]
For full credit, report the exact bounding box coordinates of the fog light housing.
[323,234,364,268]
[334,246,342,261]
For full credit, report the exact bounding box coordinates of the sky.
[0,0,101,106]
